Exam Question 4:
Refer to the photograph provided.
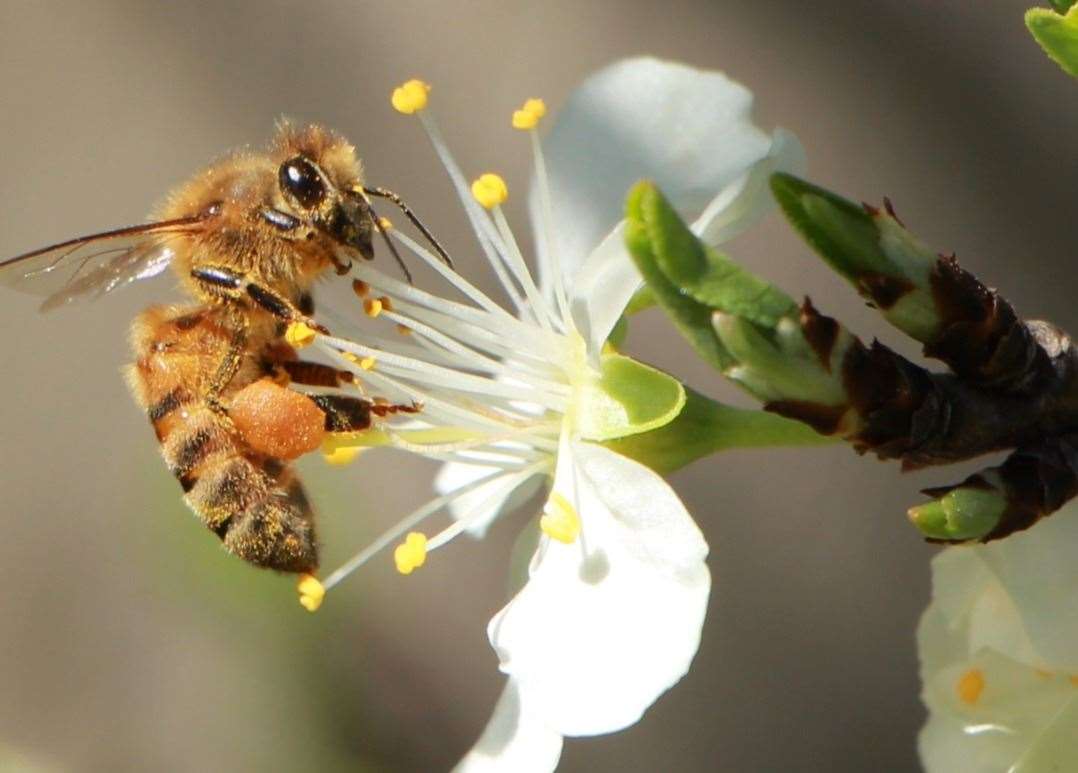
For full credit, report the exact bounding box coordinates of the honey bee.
[0,124,440,574]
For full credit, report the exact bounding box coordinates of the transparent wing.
[0,215,211,312]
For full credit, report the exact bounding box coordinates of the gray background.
[0,1,1075,771]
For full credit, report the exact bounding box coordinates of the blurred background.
[1,1,1075,770]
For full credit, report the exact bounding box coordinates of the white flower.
[918,505,1078,773]
[308,57,801,770]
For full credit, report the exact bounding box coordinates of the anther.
[395,324,412,336]
[321,434,366,466]
[539,491,581,544]
[955,668,985,706]
[285,321,317,348]
[378,216,393,231]
[512,98,547,130]
[352,279,370,298]
[394,532,428,574]
[471,173,509,209]
[296,573,326,612]
[359,356,377,370]
[391,79,430,114]
[379,295,394,312]
[364,298,384,317]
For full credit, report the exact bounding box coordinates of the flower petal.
[454,679,563,773]
[435,455,544,538]
[690,128,805,245]
[567,221,640,355]
[533,56,774,278]
[487,442,710,736]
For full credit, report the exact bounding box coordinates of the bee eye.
[279,156,326,209]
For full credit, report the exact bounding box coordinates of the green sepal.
[625,181,796,372]
[578,352,686,442]
[603,385,834,475]
[907,487,1005,541]
[1050,0,1078,13]
[1027,5,1078,78]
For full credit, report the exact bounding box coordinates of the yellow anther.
[539,491,581,544]
[471,173,509,209]
[378,216,393,231]
[379,295,394,312]
[511,98,547,130]
[394,532,428,575]
[321,433,369,465]
[296,573,325,612]
[1070,675,1078,688]
[285,321,317,348]
[359,355,377,370]
[391,79,430,114]
[956,668,985,706]
[396,324,412,336]
[364,298,384,317]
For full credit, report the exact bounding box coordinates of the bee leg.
[205,316,249,410]
[309,395,422,432]
[276,359,355,388]
[190,265,328,334]
[309,395,373,432]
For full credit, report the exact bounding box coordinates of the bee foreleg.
[205,318,249,409]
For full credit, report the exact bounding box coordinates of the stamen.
[285,321,317,348]
[425,465,546,550]
[540,491,581,544]
[528,129,572,327]
[364,298,384,317]
[321,465,539,591]
[352,279,370,298]
[491,205,560,331]
[296,573,326,612]
[394,532,428,574]
[378,216,393,231]
[471,173,509,210]
[956,669,985,706]
[511,98,546,130]
[391,79,431,114]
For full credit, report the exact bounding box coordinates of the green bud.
[770,173,942,344]
[713,311,847,405]
[907,486,1005,541]
[1026,4,1078,78]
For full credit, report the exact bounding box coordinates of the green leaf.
[602,385,834,474]
[1027,5,1078,78]
[577,353,686,441]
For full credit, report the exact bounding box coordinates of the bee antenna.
[363,186,454,270]
[367,203,413,284]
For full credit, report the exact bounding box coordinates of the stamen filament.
[426,466,546,550]
[529,129,573,328]
[491,205,559,332]
[321,464,541,591]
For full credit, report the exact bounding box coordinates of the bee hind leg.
[308,394,421,432]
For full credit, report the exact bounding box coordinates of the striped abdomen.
[126,305,317,573]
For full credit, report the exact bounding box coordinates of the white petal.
[532,56,774,278]
[566,221,641,356]
[435,456,544,538]
[487,442,710,737]
[690,128,805,245]
[454,679,563,773]
[919,711,1030,773]
[974,508,1078,672]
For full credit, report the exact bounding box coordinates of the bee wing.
[0,214,212,312]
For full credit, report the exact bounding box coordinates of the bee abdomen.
[128,305,318,574]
